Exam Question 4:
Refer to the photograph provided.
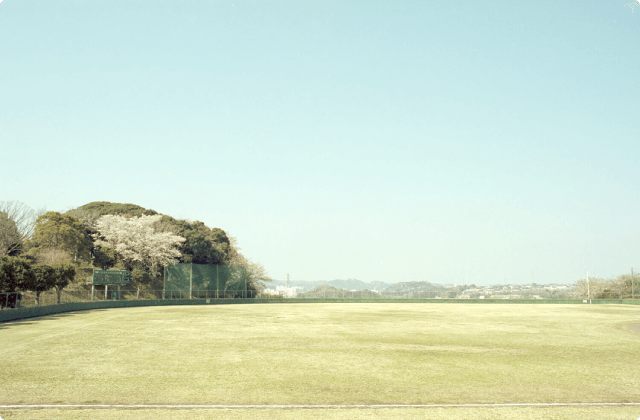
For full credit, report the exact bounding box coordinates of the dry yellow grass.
[1,303,639,419]
[1,406,640,420]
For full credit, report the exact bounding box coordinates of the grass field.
[1,303,639,419]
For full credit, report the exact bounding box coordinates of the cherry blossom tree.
[93,214,186,276]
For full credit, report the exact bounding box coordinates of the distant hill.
[297,284,382,298]
[289,280,447,298]
[271,278,390,291]
[383,281,445,294]
[327,278,390,291]
[70,201,158,217]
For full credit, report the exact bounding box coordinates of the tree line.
[573,273,639,299]
[0,200,272,307]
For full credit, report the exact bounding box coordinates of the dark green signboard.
[92,270,131,285]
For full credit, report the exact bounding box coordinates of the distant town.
[265,279,575,299]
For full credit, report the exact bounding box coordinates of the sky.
[1,1,638,286]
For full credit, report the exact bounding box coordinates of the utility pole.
[632,268,635,300]
[587,271,590,301]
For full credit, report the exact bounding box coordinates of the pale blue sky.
[1,1,638,285]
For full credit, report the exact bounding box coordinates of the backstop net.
[163,263,249,298]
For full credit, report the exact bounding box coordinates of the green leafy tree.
[131,269,152,299]
[0,256,35,308]
[0,256,35,292]
[29,264,57,305]
[29,212,92,263]
[51,261,76,304]
[92,246,117,270]
[165,218,230,265]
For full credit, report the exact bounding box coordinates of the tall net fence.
[0,287,258,310]
[163,263,248,299]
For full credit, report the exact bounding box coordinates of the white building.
[275,286,302,297]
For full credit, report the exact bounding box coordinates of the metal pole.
[163,265,167,300]
[189,263,193,299]
[587,272,590,303]
[105,284,108,301]
[632,268,635,299]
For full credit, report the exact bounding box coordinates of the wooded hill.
[0,201,271,305]
[69,201,232,266]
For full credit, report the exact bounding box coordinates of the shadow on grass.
[0,309,110,329]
